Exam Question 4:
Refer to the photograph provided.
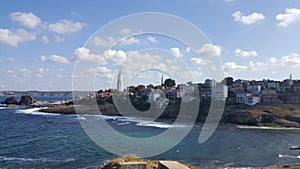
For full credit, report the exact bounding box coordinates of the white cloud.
[10,11,41,28]
[0,57,15,62]
[120,37,139,45]
[276,8,300,27]
[235,48,258,58]
[53,35,64,42]
[268,57,277,64]
[103,49,127,64]
[185,47,191,53]
[120,28,131,35]
[197,43,222,57]
[8,68,32,77]
[74,47,101,63]
[35,67,46,77]
[48,19,86,34]
[147,35,158,43]
[0,28,35,47]
[41,36,49,44]
[93,36,116,47]
[248,61,267,71]
[223,62,247,72]
[40,54,69,64]
[232,11,265,25]
[280,53,300,66]
[0,84,7,89]
[190,57,205,65]
[170,47,183,58]
[93,36,139,47]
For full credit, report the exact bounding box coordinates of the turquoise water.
[1,96,300,168]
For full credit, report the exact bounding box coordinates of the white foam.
[76,116,86,121]
[117,122,130,126]
[236,125,300,130]
[0,156,56,162]
[136,120,188,129]
[15,107,59,116]
[278,154,300,159]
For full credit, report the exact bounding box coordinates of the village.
[95,74,300,108]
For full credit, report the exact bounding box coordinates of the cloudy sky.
[1,0,300,91]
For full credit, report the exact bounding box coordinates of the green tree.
[164,78,176,87]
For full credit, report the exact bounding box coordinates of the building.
[117,71,123,92]
[265,81,280,91]
[212,84,228,100]
[167,89,178,100]
[231,86,245,94]
[247,85,261,95]
[146,91,161,103]
[236,93,261,106]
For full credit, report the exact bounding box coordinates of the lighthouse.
[117,70,123,92]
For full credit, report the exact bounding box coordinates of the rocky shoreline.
[99,155,300,169]
[39,102,300,128]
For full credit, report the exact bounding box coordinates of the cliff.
[40,100,300,128]
[221,103,300,128]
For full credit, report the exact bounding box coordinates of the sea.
[1,96,300,168]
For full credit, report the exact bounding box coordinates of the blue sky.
[1,0,300,91]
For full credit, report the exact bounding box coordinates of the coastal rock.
[2,97,18,104]
[18,95,34,105]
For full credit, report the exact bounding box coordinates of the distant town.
[91,74,300,109]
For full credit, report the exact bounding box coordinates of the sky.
[1,0,300,91]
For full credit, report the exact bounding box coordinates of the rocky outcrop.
[1,97,18,104]
[221,104,300,128]
[18,95,34,105]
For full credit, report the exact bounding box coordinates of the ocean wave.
[0,156,56,162]
[278,154,300,159]
[135,120,188,129]
[117,122,130,126]
[0,156,77,163]
[15,107,59,116]
[236,125,300,130]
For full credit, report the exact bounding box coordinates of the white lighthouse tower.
[117,70,123,92]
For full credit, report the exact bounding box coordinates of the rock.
[18,95,34,105]
[2,97,18,104]
[158,160,190,169]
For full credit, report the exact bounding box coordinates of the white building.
[146,91,161,103]
[212,84,228,100]
[236,93,261,106]
[178,85,194,94]
[247,85,261,95]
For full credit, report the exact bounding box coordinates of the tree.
[223,77,234,86]
[164,78,176,87]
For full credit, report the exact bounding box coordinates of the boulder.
[2,97,18,104]
[18,95,34,105]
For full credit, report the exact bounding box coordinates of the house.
[231,86,245,94]
[212,84,228,100]
[293,85,300,93]
[247,85,261,95]
[236,93,261,106]
[97,92,111,98]
[204,79,216,86]
[261,88,280,103]
[200,87,211,99]
[265,81,280,91]
[177,84,194,95]
[167,89,178,100]
[146,91,161,103]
